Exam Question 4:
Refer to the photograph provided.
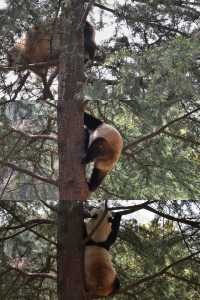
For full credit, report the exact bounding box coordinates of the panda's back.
[91,123,122,143]
[89,123,123,158]
[85,246,116,296]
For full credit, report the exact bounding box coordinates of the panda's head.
[86,208,113,243]
[7,36,30,68]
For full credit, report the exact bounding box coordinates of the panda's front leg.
[82,137,107,164]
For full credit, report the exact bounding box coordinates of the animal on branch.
[84,207,121,298]
[7,19,96,78]
[83,112,123,192]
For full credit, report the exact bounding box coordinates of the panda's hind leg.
[82,137,108,164]
[88,167,107,192]
[82,137,110,191]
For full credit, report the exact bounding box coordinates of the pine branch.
[125,106,200,150]
[0,161,57,186]
[119,250,200,294]
[145,205,200,228]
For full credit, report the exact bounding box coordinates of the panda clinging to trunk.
[84,207,122,298]
[7,20,97,77]
[83,112,123,192]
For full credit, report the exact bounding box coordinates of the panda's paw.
[82,156,87,164]
[82,155,91,164]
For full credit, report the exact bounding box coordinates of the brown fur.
[7,19,96,77]
[90,124,123,172]
[7,21,61,77]
[85,247,117,297]
[85,208,118,297]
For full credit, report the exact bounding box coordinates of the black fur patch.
[84,113,103,131]
[84,127,90,152]
[88,167,107,192]
[110,277,120,295]
[82,137,109,164]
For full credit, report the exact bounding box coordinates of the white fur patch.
[89,123,123,171]
[86,208,112,242]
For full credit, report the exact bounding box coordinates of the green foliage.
[89,34,200,199]
[0,1,200,200]
[1,200,200,299]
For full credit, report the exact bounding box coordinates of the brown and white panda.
[7,20,96,77]
[83,112,123,192]
[84,207,121,298]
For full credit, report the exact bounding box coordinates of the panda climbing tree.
[84,206,122,298]
[4,0,123,199]
[83,112,123,192]
[83,200,141,298]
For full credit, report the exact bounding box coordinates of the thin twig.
[0,170,14,200]
[9,265,56,280]
[145,205,200,228]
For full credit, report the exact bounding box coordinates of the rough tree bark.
[57,1,89,299]
[57,0,89,201]
[57,201,87,300]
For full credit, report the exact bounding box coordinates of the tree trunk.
[57,201,88,300]
[57,0,89,201]
[57,1,89,299]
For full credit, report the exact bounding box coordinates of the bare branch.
[9,265,56,280]
[93,2,115,13]
[0,202,57,245]
[1,218,55,231]
[145,205,200,228]
[0,170,14,200]
[0,161,58,186]
[0,61,58,72]
[9,126,57,142]
[11,72,30,101]
[0,227,30,241]
[109,201,157,215]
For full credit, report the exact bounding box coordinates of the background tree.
[0,200,200,299]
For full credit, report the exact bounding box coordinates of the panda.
[84,207,121,298]
[7,20,96,77]
[83,112,123,192]
[84,21,96,62]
